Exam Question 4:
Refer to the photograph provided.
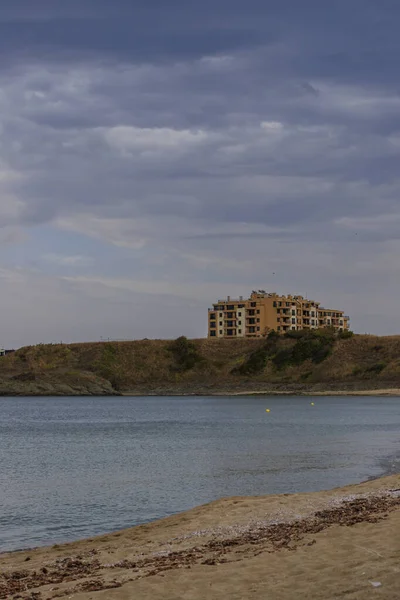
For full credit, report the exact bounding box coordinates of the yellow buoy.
[266,409,270,413]
[310,402,315,406]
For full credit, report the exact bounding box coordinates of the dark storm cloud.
[1,0,399,81]
[0,0,400,340]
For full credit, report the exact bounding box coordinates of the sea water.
[0,395,399,551]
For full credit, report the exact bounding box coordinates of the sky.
[0,0,399,346]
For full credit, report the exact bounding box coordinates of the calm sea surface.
[1,395,400,552]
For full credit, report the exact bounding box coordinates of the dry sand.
[1,474,400,600]
[123,389,400,397]
[228,389,400,397]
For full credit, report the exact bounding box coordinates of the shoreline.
[1,474,400,599]
[1,388,400,397]
[2,386,400,398]
[229,388,400,397]
[121,387,400,397]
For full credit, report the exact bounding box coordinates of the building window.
[227,320,234,327]
[219,313,223,317]
[227,304,234,310]
[248,318,255,325]
[219,330,223,335]
[257,327,260,331]
[257,309,260,314]
[277,326,281,331]
[238,312,242,317]
[238,320,242,325]
[273,301,277,307]
[250,302,256,307]
[291,326,296,330]
[292,310,296,315]
[227,312,233,318]
[210,331,216,337]
[257,318,260,323]
[238,304,245,308]
[248,309,255,316]
[219,321,223,326]
[210,322,216,328]
[292,318,296,324]
[209,313,216,320]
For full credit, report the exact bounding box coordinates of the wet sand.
[1,474,399,599]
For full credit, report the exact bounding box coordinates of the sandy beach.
[122,387,400,397]
[1,474,399,599]
[228,388,400,397]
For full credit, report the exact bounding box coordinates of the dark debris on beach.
[1,492,399,599]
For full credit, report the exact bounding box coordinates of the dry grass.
[1,335,400,395]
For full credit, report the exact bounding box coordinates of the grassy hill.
[2,330,400,396]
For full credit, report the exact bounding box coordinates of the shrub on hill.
[273,330,335,369]
[232,332,279,375]
[365,362,387,374]
[338,330,354,339]
[94,343,124,390]
[234,328,337,375]
[167,336,204,371]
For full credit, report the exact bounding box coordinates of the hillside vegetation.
[2,330,400,395]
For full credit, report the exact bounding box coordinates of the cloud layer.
[0,0,399,346]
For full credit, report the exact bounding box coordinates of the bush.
[313,327,336,342]
[167,336,203,372]
[284,329,309,340]
[266,330,280,341]
[297,337,332,363]
[365,362,386,374]
[233,347,269,375]
[352,366,363,376]
[272,348,294,370]
[234,328,336,374]
[93,343,125,390]
[300,371,312,381]
[273,330,334,369]
[233,335,279,375]
[338,330,354,339]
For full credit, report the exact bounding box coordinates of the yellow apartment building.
[207,290,350,338]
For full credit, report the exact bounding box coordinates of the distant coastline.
[1,333,400,397]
